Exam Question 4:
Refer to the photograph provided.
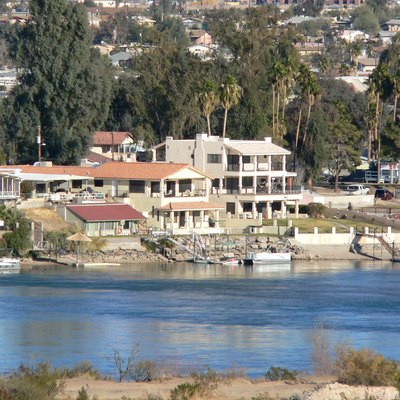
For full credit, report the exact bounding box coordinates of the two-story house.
[87,162,223,234]
[152,134,302,220]
[91,131,140,161]
[2,161,222,235]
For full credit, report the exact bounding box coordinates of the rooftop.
[93,131,132,146]
[66,204,145,222]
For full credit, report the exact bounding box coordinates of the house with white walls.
[152,134,302,220]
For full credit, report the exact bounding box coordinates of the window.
[226,202,235,214]
[225,177,239,194]
[242,177,253,187]
[129,180,145,193]
[72,180,82,189]
[227,155,239,171]
[94,180,103,187]
[151,181,160,193]
[242,155,251,163]
[207,154,222,164]
[243,203,252,212]
[212,179,220,188]
[179,179,191,193]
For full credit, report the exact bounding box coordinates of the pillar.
[160,179,164,198]
[266,201,272,220]
[170,211,175,231]
[219,178,223,194]
[215,210,220,228]
[185,211,190,228]
[160,214,165,229]
[200,210,205,228]
[281,200,286,218]
[295,200,299,219]
[252,201,257,219]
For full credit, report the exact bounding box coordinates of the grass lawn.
[264,218,382,233]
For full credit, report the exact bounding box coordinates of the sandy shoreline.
[57,376,399,400]
[59,375,330,400]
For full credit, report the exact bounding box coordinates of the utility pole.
[37,125,42,162]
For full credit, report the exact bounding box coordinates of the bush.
[20,181,34,198]
[306,202,326,218]
[130,360,158,382]
[171,369,219,400]
[336,348,400,388]
[265,366,299,382]
[76,386,98,400]
[0,362,65,400]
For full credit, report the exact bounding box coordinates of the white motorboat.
[0,257,21,273]
[242,251,291,266]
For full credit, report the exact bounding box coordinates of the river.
[0,260,399,377]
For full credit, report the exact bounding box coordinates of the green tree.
[327,102,363,192]
[197,79,219,137]
[352,5,380,34]
[220,75,243,138]
[2,0,113,164]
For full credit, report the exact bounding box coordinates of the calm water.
[1,260,400,377]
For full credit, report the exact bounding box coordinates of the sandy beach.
[59,375,329,400]
[58,376,400,400]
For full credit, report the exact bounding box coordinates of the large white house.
[152,134,302,220]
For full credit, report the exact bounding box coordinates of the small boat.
[219,256,240,265]
[0,257,21,273]
[242,251,291,266]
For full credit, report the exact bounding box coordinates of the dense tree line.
[1,2,400,188]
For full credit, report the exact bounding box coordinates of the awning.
[13,173,93,182]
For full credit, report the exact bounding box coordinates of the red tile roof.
[93,131,131,145]
[0,161,209,180]
[91,162,203,180]
[66,204,145,222]
[158,201,224,211]
[85,151,111,163]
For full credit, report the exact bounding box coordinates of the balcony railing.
[212,186,301,195]
[226,162,285,172]
[0,191,20,199]
[163,189,206,198]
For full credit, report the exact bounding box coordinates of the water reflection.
[0,261,400,376]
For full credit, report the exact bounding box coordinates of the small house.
[65,203,146,236]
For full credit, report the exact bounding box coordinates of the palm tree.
[298,64,320,145]
[391,70,400,122]
[220,76,243,139]
[197,79,219,137]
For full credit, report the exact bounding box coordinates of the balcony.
[226,162,278,172]
[163,189,206,198]
[211,186,301,196]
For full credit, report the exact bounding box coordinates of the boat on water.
[0,257,21,273]
[242,251,291,266]
[218,256,241,265]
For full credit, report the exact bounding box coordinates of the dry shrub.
[310,325,336,375]
[336,347,400,388]
[170,369,219,400]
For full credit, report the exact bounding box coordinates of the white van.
[346,184,369,195]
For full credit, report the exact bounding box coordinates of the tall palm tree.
[391,70,400,122]
[220,76,243,138]
[298,64,320,145]
[197,79,219,137]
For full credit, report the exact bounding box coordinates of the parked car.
[374,188,394,200]
[346,184,369,195]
